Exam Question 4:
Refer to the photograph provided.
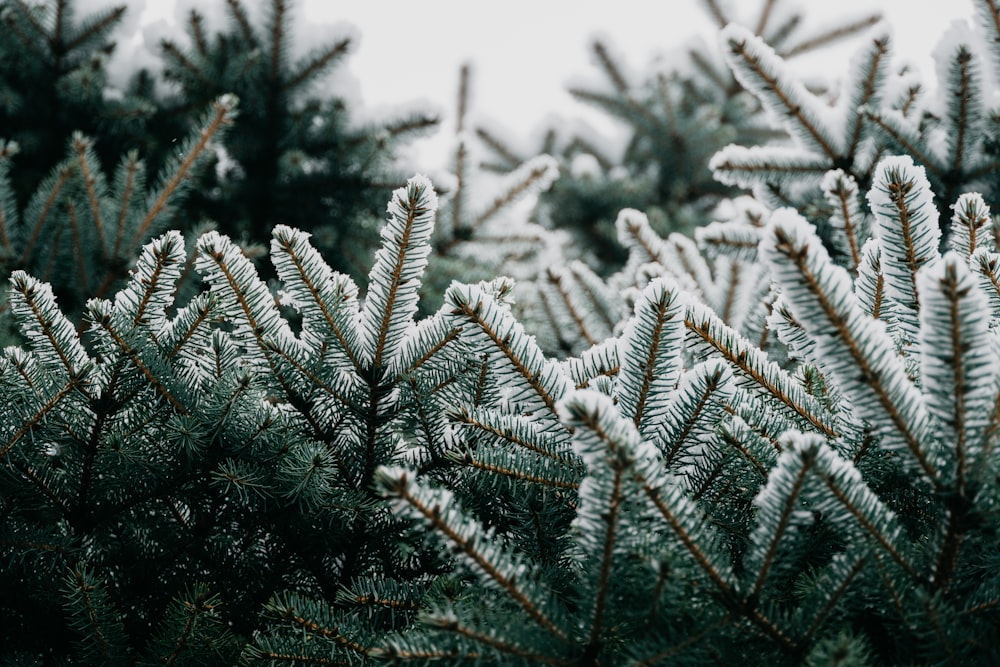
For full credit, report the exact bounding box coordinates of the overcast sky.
[131,0,979,168]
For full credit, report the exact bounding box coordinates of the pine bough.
[2,148,998,664]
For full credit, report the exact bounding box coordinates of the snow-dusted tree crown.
[2,0,1000,665]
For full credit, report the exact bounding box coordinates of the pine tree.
[471,0,881,274]
[157,0,439,278]
[0,0,438,334]
[0,0,160,203]
[420,64,562,313]
[3,1,1000,666]
[0,95,237,345]
[3,163,999,663]
[710,0,1000,258]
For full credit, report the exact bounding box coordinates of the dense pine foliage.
[2,0,1000,665]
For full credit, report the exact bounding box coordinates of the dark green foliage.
[0,0,437,329]
[0,0,153,206]
[0,95,236,338]
[3,0,1000,665]
[158,0,439,277]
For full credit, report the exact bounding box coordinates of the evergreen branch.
[123,231,187,330]
[754,0,778,36]
[374,113,440,141]
[53,0,67,46]
[867,156,941,339]
[64,4,125,52]
[188,9,209,55]
[159,40,211,85]
[747,435,815,597]
[378,468,567,640]
[131,95,237,250]
[962,597,1000,616]
[636,450,797,652]
[225,0,257,45]
[684,301,839,438]
[719,423,771,480]
[946,47,976,177]
[823,170,865,269]
[112,151,141,258]
[68,567,116,664]
[20,163,73,265]
[660,361,732,468]
[157,590,218,667]
[616,208,669,266]
[687,50,730,95]
[404,327,461,376]
[0,538,68,555]
[71,135,107,254]
[631,616,733,666]
[66,203,91,296]
[543,267,600,347]
[0,376,79,458]
[0,142,15,253]
[457,451,579,490]
[855,239,885,319]
[845,30,891,158]
[617,277,684,433]
[949,193,993,258]
[339,590,420,612]
[567,263,620,337]
[273,606,368,657]
[763,10,801,51]
[9,271,91,381]
[815,466,920,581]
[562,391,648,655]
[634,456,734,597]
[3,6,49,60]
[863,109,943,179]
[260,338,352,409]
[12,460,72,519]
[592,39,629,94]
[722,25,841,160]
[452,408,575,464]
[779,13,882,59]
[474,127,524,170]
[798,553,867,646]
[586,463,624,657]
[244,651,345,665]
[700,0,728,29]
[287,37,351,92]
[918,254,994,495]
[267,0,287,84]
[87,306,188,414]
[271,225,363,373]
[975,0,1000,73]
[196,231,297,362]
[448,284,567,414]
[12,0,51,46]
[456,62,470,133]
[427,617,565,664]
[710,145,831,188]
[931,508,965,595]
[762,210,938,482]
[471,155,557,231]
[563,135,615,172]
[362,175,437,372]
[568,88,662,137]
[899,81,922,117]
[163,294,215,361]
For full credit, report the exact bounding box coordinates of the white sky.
[131,0,978,169]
